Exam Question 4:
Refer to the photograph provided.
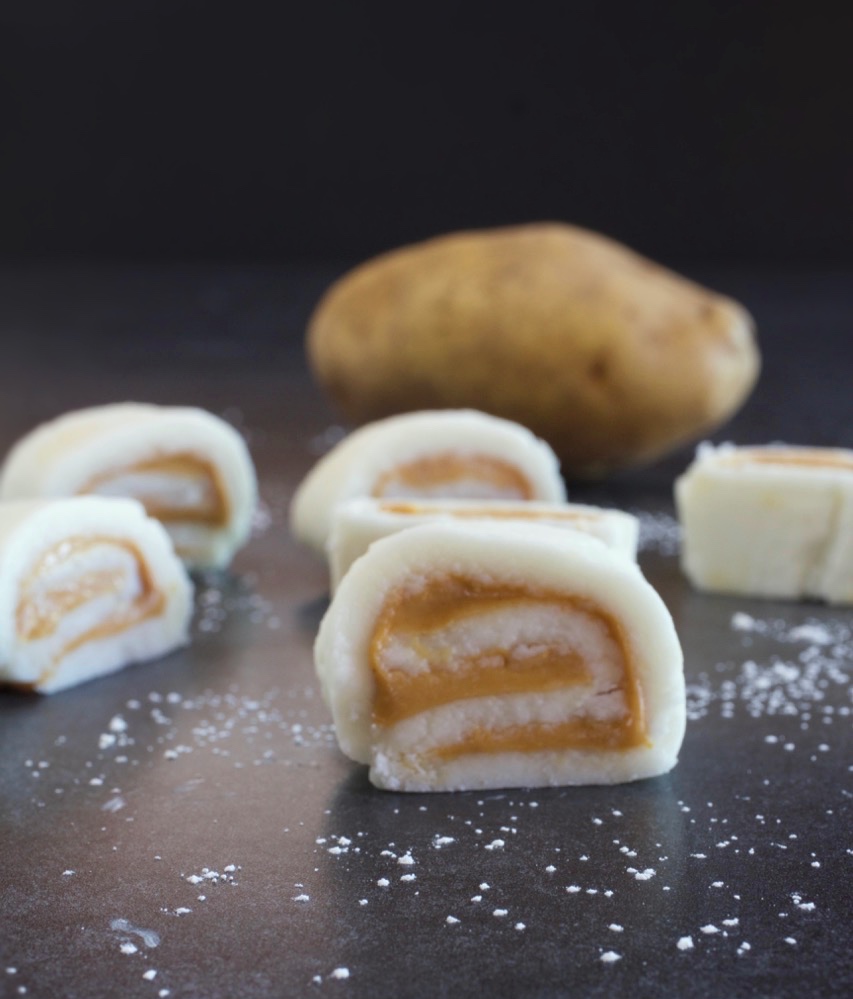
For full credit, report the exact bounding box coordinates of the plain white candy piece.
[0,403,257,570]
[676,441,853,604]
[315,521,685,792]
[0,496,193,693]
[289,409,566,553]
[327,496,639,592]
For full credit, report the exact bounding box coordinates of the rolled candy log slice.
[0,403,257,569]
[315,522,685,792]
[0,497,193,693]
[290,409,566,553]
[328,496,639,591]
[676,442,853,604]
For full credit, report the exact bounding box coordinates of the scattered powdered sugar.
[184,865,240,888]
[250,499,273,538]
[600,951,622,964]
[194,576,278,635]
[791,892,816,912]
[110,920,160,949]
[677,936,694,951]
[627,868,655,881]
[731,613,842,647]
[686,611,852,724]
[634,510,682,556]
[79,686,336,781]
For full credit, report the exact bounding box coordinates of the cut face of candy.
[15,536,165,690]
[315,522,685,792]
[369,575,647,758]
[0,497,193,693]
[81,453,229,527]
[289,410,566,553]
[371,453,535,500]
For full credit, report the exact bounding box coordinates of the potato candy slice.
[0,497,192,693]
[676,442,853,604]
[328,496,639,591]
[0,403,257,570]
[290,409,566,553]
[315,522,685,791]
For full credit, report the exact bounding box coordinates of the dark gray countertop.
[0,265,850,998]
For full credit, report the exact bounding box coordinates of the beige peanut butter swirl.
[80,452,229,526]
[369,575,648,759]
[15,536,164,687]
[372,453,534,500]
[721,447,853,473]
[378,500,596,523]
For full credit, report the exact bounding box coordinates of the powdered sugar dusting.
[686,611,852,723]
[634,510,682,556]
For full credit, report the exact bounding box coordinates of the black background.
[2,1,852,265]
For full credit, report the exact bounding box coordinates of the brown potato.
[306,223,760,478]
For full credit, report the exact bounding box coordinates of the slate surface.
[0,265,850,998]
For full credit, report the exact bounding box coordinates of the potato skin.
[307,223,760,478]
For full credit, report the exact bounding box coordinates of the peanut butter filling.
[372,453,534,500]
[726,448,853,473]
[379,501,592,522]
[81,453,229,525]
[16,537,165,684]
[369,575,647,756]
[434,717,644,762]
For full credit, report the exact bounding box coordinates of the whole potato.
[307,223,760,478]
